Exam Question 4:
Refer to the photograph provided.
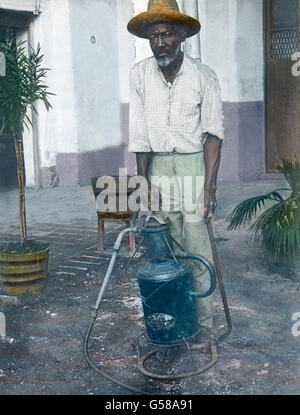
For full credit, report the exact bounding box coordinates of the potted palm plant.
[227,156,300,272]
[0,40,53,294]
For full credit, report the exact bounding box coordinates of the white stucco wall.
[0,0,37,12]
[235,0,264,102]
[200,0,264,103]
[182,0,201,58]
[132,0,152,62]
[68,0,121,153]
[116,0,135,104]
[30,0,78,167]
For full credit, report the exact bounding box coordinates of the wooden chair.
[91,176,136,254]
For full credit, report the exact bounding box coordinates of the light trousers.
[148,152,215,330]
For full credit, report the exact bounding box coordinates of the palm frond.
[227,155,300,263]
[0,40,53,133]
[250,196,300,263]
[226,190,285,231]
[0,40,53,246]
[277,155,300,192]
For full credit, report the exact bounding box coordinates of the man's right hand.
[133,185,159,229]
[140,184,160,212]
[135,152,160,212]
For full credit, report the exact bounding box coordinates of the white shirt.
[128,54,224,153]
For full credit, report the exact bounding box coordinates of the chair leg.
[125,220,134,254]
[98,216,104,252]
[129,221,136,255]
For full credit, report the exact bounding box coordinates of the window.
[271,0,299,59]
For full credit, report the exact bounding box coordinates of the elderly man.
[127,0,224,336]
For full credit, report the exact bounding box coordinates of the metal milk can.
[137,218,217,345]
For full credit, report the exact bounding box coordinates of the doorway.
[0,25,18,191]
[265,0,300,171]
[0,10,34,191]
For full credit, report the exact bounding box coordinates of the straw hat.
[127,0,201,39]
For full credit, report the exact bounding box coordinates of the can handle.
[174,250,217,298]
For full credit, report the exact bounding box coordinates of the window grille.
[271,28,298,59]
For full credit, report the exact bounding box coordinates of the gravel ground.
[0,177,299,395]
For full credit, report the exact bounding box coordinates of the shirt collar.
[155,52,186,84]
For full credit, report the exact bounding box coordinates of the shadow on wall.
[235,1,265,181]
[56,143,135,187]
[54,102,137,188]
[237,102,265,181]
[219,0,265,183]
[0,133,17,192]
[219,100,265,183]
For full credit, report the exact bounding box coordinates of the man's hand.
[203,134,222,224]
[203,187,217,224]
[133,184,161,229]
[140,183,160,212]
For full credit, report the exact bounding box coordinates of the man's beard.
[156,45,181,68]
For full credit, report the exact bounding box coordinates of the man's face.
[148,23,183,67]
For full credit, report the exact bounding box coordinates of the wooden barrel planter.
[0,246,49,295]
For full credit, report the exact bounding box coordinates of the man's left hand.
[203,188,217,224]
[202,134,222,224]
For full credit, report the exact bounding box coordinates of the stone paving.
[0,179,299,395]
[0,221,127,274]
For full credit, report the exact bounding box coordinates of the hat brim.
[127,11,201,39]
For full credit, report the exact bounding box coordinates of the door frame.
[263,0,300,173]
[0,9,41,187]
[263,0,268,174]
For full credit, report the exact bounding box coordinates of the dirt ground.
[0,179,299,395]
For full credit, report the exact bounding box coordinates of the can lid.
[142,217,170,234]
[137,261,188,282]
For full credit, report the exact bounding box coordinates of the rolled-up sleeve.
[200,70,224,144]
[128,66,151,153]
